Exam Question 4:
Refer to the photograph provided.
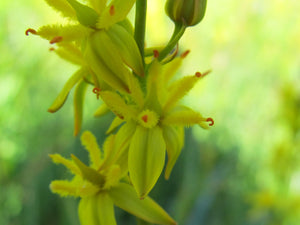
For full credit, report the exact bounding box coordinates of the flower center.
[138,109,159,128]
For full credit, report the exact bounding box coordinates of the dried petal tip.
[206,118,214,126]
[109,5,115,16]
[50,36,63,44]
[92,87,101,99]
[25,28,37,36]
[153,50,159,58]
[180,50,190,58]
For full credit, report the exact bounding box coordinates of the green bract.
[165,0,207,26]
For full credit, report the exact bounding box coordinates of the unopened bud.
[165,0,207,26]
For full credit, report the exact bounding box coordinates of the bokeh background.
[1,0,299,224]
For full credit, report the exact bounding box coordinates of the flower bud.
[165,0,207,26]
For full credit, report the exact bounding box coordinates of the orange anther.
[50,36,63,44]
[49,47,55,51]
[109,5,115,16]
[92,87,101,99]
[25,28,37,36]
[153,50,159,58]
[180,50,190,58]
[195,72,201,77]
[141,115,148,123]
[206,118,214,126]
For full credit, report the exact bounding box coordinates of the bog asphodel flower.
[98,52,214,198]
[26,0,143,135]
[50,131,176,225]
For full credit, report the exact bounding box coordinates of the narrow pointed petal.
[87,0,107,15]
[54,43,86,66]
[81,131,102,168]
[97,0,136,29]
[162,107,209,129]
[44,0,76,19]
[163,75,199,112]
[72,155,105,187]
[107,24,144,76]
[78,197,98,225]
[48,68,87,113]
[95,193,117,225]
[127,73,145,108]
[109,183,177,225]
[129,126,166,198]
[37,24,89,42]
[49,154,81,175]
[66,0,99,27]
[100,91,138,119]
[94,103,109,117]
[101,122,136,170]
[106,116,124,134]
[85,40,129,93]
[162,57,183,84]
[50,180,79,197]
[162,126,184,179]
[73,80,88,136]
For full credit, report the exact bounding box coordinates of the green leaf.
[109,183,177,225]
[48,68,87,113]
[128,126,166,198]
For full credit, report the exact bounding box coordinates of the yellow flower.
[25,0,143,135]
[50,131,176,225]
[99,53,214,198]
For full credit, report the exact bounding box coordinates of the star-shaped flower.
[98,52,214,198]
[50,131,176,225]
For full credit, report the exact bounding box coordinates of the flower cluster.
[26,0,212,224]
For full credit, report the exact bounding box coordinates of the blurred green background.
[1,0,299,224]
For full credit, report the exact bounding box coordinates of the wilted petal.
[109,183,177,225]
[129,126,166,198]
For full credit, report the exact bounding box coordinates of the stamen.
[195,72,201,77]
[180,50,190,58]
[25,28,37,36]
[195,70,212,78]
[141,115,148,123]
[206,118,214,126]
[49,47,55,51]
[92,87,101,99]
[50,36,63,44]
[109,5,115,16]
[153,50,159,58]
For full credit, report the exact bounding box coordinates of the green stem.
[158,23,186,62]
[134,0,147,66]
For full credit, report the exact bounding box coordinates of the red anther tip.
[153,50,159,58]
[180,50,190,58]
[92,87,101,99]
[195,72,201,77]
[206,118,214,126]
[49,36,63,44]
[49,47,55,51]
[141,115,148,123]
[25,28,37,36]
[109,5,115,16]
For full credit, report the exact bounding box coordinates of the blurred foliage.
[0,0,299,225]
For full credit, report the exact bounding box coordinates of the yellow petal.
[87,0,107,15]
[50,180,79,197]
[97,0,136,29]
[54,43,86,66]
[106,116,124,134]
[81,131,102,168]
[109,183,177,225]
[95,193,117,225]
[128,126,166,198]
[94,103,110,117]
[72,154,105,187]
[162,126,184,179]
[78,197,98,225]
[44,0,76,19]
[48,67,87,113]
[162,106,209,129]
[73,80,88,136]
[49,154,81,175]
[37,24,89,42]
